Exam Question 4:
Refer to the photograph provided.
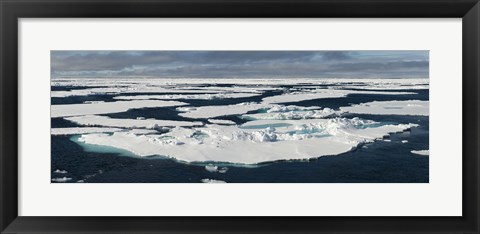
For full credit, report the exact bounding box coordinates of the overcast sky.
[51,51,429,78]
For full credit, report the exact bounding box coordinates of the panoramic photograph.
[51,51,429,183]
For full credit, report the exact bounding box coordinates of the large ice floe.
[340,100,429,116]
[51,127,124,135]
[76,117,418,164]
[65,115,203,128]
[51,100,187,117]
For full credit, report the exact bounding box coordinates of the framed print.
[1,0,479,233]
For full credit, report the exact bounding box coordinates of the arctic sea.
[51,79,429,183]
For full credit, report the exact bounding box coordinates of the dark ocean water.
[51,86,429,183]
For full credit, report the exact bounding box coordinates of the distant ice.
[411,150,429,156]
[113,93,261,100]
[52,77,428,87]
[51,177,72,182]
[178,102,271,119]
[340,100,429,116]
[51,86,224,98]
[66,115,203,129]
[51,127,123,135]
[262,89,416,104]
[51,100,188,117]
[401,140,408,143]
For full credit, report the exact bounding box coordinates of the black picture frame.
[1,0,479,233]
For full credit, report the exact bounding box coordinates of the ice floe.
[411,150,429,156]
[218,167,228,173]
[242,105,338,120]
[52,77,428,88]
[51,86,224,98]
[262,89,416,104]
[201,179,226,183]
[76,117,418,164]
[53,169,68,174]
[51,177,73,182]
[51,100,188,117]
[178,102,271,119]
[112,92,262,100]
[51,127,123,135]
[205,164,218,172]
[340,100,429,116]
[65,115,203,129]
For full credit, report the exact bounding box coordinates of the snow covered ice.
[51,78,428,165]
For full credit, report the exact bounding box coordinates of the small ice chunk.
[201,179,226,183]
[51,177,73,182]
[218,167,228,173]
[77,180,85,183]
[411,150,429,156]
[401,140,408,143]
[205,164,218,172]
[52,100,188,118]
[383,139,391,142]
[53,169,68,174]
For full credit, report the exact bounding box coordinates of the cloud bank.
[51,51,428,78]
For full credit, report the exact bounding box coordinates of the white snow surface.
[340,100,429,116]
[77,118,418,164]
[51,100,188,117]
[65,115,203,128]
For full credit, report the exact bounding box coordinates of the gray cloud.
[321,51,353,60]
[51,51,429,78]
